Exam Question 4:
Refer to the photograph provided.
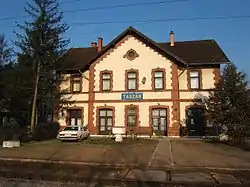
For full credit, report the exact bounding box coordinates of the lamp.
[141,77,146,84]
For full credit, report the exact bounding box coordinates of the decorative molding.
[123,48,139,61]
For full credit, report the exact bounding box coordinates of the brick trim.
[170,62,180,136]
[213,67,221,86]
[149,105,170,136]
[96,106,115,134]
[124,104,139,134]
[91,88,215,93]
[125,69,139,91]
[88,65,96,134]
[187,69,203,91]
[151,67,166,91]
[87,36,131,134]
[65,98,203,104]
[100,70,113,92]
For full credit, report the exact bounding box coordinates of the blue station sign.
[121,92,143,100]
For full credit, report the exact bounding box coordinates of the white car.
[57,125,89,141]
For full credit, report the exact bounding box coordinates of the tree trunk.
[30,58,41,133]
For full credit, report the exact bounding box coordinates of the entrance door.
[68,109,82,126]
[186,107,205,136]
[152,108,167,136]
[99,109,113,135]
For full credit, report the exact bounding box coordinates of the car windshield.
[64,126,78,131]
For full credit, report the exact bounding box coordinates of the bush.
[0,118,21,142]
[33,122,60,141]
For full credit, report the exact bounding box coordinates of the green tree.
[205,63,250,144]
[15,0,69,130]
[0,34,13,112]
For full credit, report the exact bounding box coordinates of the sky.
[0,0,250,77]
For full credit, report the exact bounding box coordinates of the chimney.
[98,37,103,52]
[169,31,174,47]
[91,42,97,48]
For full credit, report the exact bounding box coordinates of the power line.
[69,15,250,26]
[4,15,250,29]
[0,0,190,22]
[61,0,83,4]
[64,0,189,13]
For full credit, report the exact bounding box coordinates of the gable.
[93,35,173,91]
[58,26,230,73]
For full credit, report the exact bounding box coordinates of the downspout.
[79,69,89,81]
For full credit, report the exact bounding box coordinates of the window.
[101,72,112,91]
[99,109,113,134]
[127,71,137,90]
[154,71,164,90]
[68,109,82,126]
[189,71,200,89]
[71,75,82,93]
[126,107,138,127]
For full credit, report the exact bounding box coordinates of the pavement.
[0,169,248,186]
[1,139,250,186]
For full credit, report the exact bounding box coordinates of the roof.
[59,26,230,72]
[59,47,97,71]
[158,40,230,65]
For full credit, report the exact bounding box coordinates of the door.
[99,109,113,135]
[68,109,82,126]
[186,107,205,136]
[152,108,167,136]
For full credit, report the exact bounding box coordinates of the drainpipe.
[78,70,89,81]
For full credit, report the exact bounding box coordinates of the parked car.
[57,125,89,141]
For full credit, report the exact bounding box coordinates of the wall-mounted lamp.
[141,77,146,84]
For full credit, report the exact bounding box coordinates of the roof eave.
[188,61,230,66]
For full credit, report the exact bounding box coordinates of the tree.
[205,63,250,144]
[0,34,13,112]
[15,0,69,131]
[0,34,12,67]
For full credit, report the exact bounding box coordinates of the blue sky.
[1,0,250,76]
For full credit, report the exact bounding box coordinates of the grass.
[82,137,156,146]
[17,137,157,148]
[0,137,158,166]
